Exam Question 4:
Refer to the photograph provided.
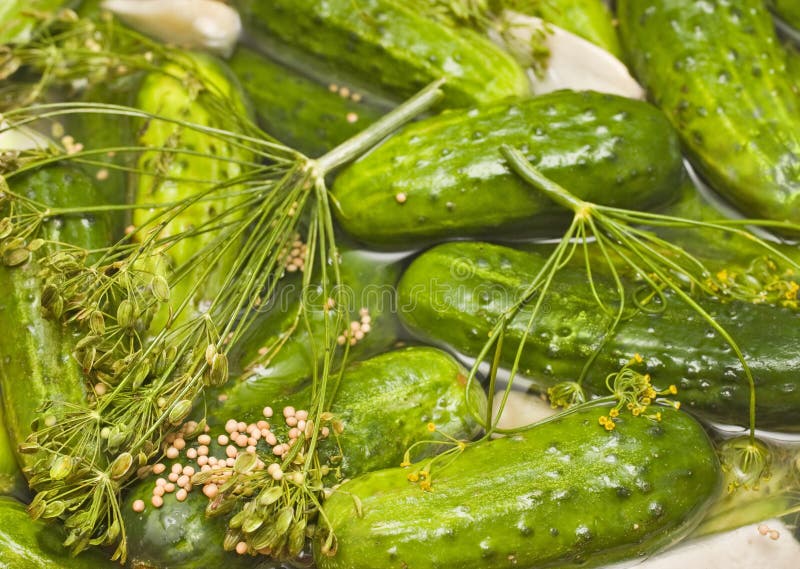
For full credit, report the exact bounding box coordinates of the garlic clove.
[101,0,241,57]
[493,11,645,100]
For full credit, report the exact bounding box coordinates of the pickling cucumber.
[229,46,386,158]
[316,404,720,569]
[332,90,683,246]
[216,245,403,419]
[133,51,253,326]
[0,166,112,470]
[507,0,622,57]
[233,0,530,108]
[122,347,485,568]
[618,0,800,228]
[398,241,800,430]
[0,496,112,568]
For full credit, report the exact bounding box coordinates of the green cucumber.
[122,347,485,568]
[769,0,800,29]
[133,52,253,327]
[507,0,622,57]
[0,404,22,497]
[0,496,112,568]
[216,245,403,419]
[0,0,69,45]
[229,46,386,158]
[398,241,800,430]
[233,0,529,109]
[332,90,683,246]
[316,404,720,569]
[618,0,800,228]
[0,166,112,471]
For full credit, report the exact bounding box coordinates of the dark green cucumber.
[0,166,112,470]
[332,90,683,246]
[398,241,800,430]
[133,52,253,327]
[769,0,800,29]
[122,347,485,568]
[507,0,622,57]
[316,404,720,569]
[0,496,112,568]
[234,0,529,109]
[229,45,386,158]
[214,245,404,420]
[618,0,800,228]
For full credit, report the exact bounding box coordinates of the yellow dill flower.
[426,422,436,433]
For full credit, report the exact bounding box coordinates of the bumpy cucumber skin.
[229,46,385,158]
[122,347,484,567]
[398,241,800,430]
[234,0,529,108]
[316,405,720,569]
[513,0,622,57]
[133,52,252,326]
[332,90,683,246]
[0,167,111,470]
[618,0,800,227]
[0,496,112,569]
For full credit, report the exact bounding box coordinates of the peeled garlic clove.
[101,0,241,57]
[0,121,50,151]
[490,389,556,434]
[493,11,645,100]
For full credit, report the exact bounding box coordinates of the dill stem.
[500,144,588,213]
[315,79,445,175]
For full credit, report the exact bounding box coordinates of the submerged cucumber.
[123,347,485,568]
[234,0,529,108]
[398,241,800,430]
[133,52,252,326]
[618,0,800,228]
[0,496,112,569]
[332,90,683,246]
[316,404,720,569]
[229,46,386,158]
[0,167,112,471]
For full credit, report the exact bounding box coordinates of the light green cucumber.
[618,0,800,229]
[133,52,253,327]
[332,90,683,246]
[316,404,720,569]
